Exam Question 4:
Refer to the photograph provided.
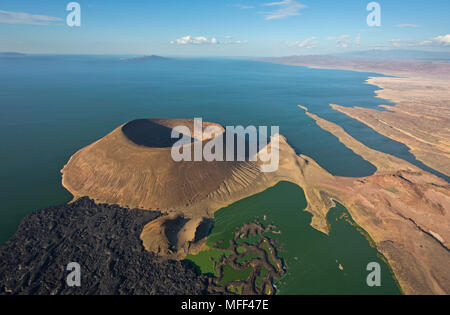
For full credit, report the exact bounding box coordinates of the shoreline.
[257,56,450,181]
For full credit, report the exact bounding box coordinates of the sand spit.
[331,76,450,178]
[261,56,450,179]
[297,105,450,295]
[62,116,450,294]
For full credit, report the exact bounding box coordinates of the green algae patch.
[236,234,261,246]
[255,266,269,289]
[236,252,262,265]
[218,265,252,286]
[236,246,246,254]
[185,181,401,295]
[185,249,232,277]
[227,284,244,295]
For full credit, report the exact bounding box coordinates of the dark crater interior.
[0,198,211,295]
[122,119,192,148]
[121,119,269,162]
[163,216,190,252]
[194,219,215,243]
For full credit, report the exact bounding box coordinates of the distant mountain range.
[0,52,26,56]
[1,50,448,63]
[258,52,450,78]
[335,50,450,62]
[120,55,169,62]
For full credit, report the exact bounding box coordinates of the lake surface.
[0,55,444,249]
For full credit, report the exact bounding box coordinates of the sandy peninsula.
[260,55,450,179]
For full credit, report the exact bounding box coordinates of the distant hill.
[258,54,450,78]
[120,55,169,61]
[0,52,26,57]
[336,50,450,62]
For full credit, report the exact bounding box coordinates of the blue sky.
[0,0,449,56]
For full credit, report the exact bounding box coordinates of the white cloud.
[328,35,352,48]
[367,45,391,50]
[222,36,248,44]
[171,35,219,45]
[387,34,450,48]
[388,39,416,48]
[0,10,62,25]
[420,34,450,47]
[355,33,361,47]
[327,34,362,48]
[171,35,248,45]
[396,24,419,28]
[233,4,255,9]
[261,0,307,20]
[288,37,317,49]
[225,39,249,44]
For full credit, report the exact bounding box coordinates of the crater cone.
[61,118,266,216]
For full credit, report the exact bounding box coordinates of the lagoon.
[187,181,401,294]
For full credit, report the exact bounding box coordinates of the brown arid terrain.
[261,55,450,178]
[62,115,450,295]
[259,55,450,78]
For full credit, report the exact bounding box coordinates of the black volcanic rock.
[0,198,211,295]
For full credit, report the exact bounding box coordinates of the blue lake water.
[0,55,446,245]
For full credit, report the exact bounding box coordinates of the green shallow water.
[188,181,401,295]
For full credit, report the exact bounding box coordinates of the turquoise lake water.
[0,55,446,246]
